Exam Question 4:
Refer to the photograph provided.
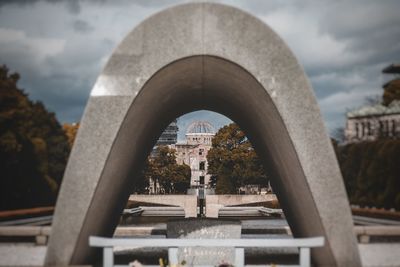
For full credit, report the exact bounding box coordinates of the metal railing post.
[168,247,179,265]
[89,236,324,267]
[103,247,114,267]
[234,247,245,267]
[299,247,310,267]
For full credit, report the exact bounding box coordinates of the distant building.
[156,119,178,146]
[150,119,179,158]
[345,64,400,144]
[344,101,400,143]
[170,121,215,187]
[148,120,179,193]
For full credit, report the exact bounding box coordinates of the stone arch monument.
[45,3,361,266]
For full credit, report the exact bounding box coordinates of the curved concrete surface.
[45,3,360,266]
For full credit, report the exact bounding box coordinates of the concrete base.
[0,244,46,266]
[129,195,197,218]
[359,243,400,267]
[206,194,277,218]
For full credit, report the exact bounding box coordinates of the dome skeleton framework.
[186,121,215,134]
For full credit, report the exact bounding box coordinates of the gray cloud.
[318,1,400,66]
[72,19,94,33]
[0,0,398,137]
[127,0,181,8]
[0,0,81,14]
[177,111,232,141]
[0,0,180,10]
[318,1,400,40]
[66,0,80,13]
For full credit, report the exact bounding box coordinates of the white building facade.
[170,121,215,187]
[345,100,400,143]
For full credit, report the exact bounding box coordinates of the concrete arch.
[45,3,360,266]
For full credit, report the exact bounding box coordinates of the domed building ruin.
[170,121,215,187]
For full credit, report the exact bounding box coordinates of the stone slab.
[359,243,400,267]
[167,218,241,265]
[0,244,46,266]
[0,226,41,236]
[129,195,197,218]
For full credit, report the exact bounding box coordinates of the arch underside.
[45,3,360,267]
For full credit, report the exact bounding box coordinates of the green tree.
[62,123,79,148]
[336,139,400,210]
[169,164,192,193]
[137,146,191,194]
[383,79,400,106]
[0,65,70,210]
[131,158,152,194]
[207,123,268,194]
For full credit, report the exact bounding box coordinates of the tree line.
[207,123,269,194]
[334,139,400,210]
[0,65,70,210]
[133,145,191,194]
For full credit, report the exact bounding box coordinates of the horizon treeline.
[334,139,400,210]
[0,65,70,211]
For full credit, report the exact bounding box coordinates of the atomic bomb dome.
[169,121,216,187]
[186,121,215,134]
[185,121,215,146]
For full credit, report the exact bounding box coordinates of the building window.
[379,121,384,137]
[199,161,205,170]
[361,122,366,137]
[355,122,359,138]
[367,121,372,136]
[392,120,396,137]
[199,176,205,185]
[384,120,389,137]
[199,148,204,155]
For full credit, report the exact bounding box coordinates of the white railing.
[89,236,324,267]
[3,225,400,245]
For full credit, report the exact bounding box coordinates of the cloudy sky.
[1,0,399,140]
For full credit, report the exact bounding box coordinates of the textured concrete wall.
[167,218,241,265]
[45,3,360,266]
[128,195,197,218]
[206,194,277,218]
[129,194,277,218]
